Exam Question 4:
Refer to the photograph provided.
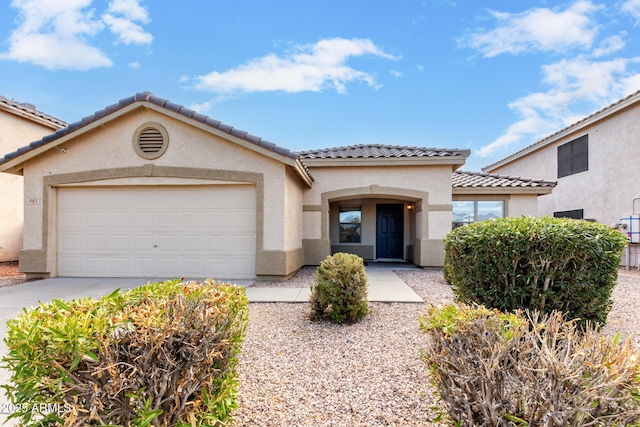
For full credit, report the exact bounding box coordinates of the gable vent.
[138,128,164,153]
[133,122,169,159]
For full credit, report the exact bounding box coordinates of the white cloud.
[621,0,640,23]
[390,70,403,78]
[459,1,602,57]
[0,0,151,70]
[477,57,634,157]
[129,61,141,68]
[102,0,152,45]
[192,38,398,95]
[592,34,626,57]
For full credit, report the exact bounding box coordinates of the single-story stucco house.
[0,92,555,280]
[0,96,66,262]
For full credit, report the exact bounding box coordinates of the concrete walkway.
[244,264,423,303]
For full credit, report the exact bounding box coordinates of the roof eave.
[303,157,468,168]
[0,102,142,174]
[452,187,554,195]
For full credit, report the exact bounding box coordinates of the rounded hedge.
[310,252,369,323]
[444,216,628,326]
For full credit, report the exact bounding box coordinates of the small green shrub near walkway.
[444,216,628,327]
[2,279,249,427]
[310,252,368,323]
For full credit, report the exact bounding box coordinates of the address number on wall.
[27,197,41,205]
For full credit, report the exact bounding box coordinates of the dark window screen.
[553,209,584,219]
[557,135,588,178]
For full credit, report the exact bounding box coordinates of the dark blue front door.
[376,204,404,259]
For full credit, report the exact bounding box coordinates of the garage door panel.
[131,234,153,251]
[59,212,83,229]
[129,257,155,275]
[60,234,83,252]
[107,212,129,228]
[85,234,106,251]
[109,234,133,252]
[85,212,106,228]
[155,257,182,276]
[58,186,256,279]
[132,211,157,228]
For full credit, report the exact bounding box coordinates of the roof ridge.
[300,143,463,153]
[0,95,67,128]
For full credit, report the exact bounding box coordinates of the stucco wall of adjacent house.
[19,107,305,277]
[301,164,454,266]
[0,110,60,262]
[488,104,640,227]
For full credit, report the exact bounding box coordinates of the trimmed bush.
[444,216,627,326]
[420,303,640,426]
[2,279,249,427]
[310,252,368,323]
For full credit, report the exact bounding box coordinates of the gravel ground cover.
[234,267,640,427]
[0,262,25,288]
[1,263,639,426]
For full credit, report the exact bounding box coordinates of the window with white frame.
[452,200,504,228]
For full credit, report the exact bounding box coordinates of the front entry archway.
[376,203,404,259]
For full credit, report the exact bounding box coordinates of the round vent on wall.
[133,122,169,159]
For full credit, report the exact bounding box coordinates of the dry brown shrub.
[420,304,640,426]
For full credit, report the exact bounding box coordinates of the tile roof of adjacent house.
[483,89,640,172]
[453,170,557,189]
[0,92,300,166]
[0,95,67,129]
[299,144,470,159]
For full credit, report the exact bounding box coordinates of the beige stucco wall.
[0,110,60,262]
[19,107,305,277]
[488,104,640,227]
[302,164,454,266]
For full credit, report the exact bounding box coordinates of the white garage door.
[58,186,256,279]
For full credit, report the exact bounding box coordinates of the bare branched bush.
[420,304,640,426]
[3,279,249,427]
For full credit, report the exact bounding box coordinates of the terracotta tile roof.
[483,89,640,172]
[0,92,299,166]
[0,95,67,128]
[299,144,470,159]
[453,170,557,188]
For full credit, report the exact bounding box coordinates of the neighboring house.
[483,90,640,229]
[0,96,66,262]
[0,92,554,280]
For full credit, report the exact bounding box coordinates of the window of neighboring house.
[339,206,362,243]
[452,200,504,228]
[557,135,588,178]
[553,209,584,219]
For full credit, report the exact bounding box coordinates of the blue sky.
[2,0,640,172]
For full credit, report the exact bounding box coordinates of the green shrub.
[310,252,368,323]
[444,216,627,326]
[420,303,640,426]
[2,279,249,427]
